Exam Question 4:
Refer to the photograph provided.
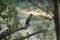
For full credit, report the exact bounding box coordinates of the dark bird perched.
[25,14,33,25]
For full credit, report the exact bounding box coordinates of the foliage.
[0,0,22,40]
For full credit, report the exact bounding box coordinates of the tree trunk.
[53,0,60,40]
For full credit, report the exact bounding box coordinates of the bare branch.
[20,30,46,40]
[25,30,45,38]
[0,24,30,39]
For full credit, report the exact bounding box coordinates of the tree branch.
[25,30,45,38]
[0,24,30,39]
[20,30,46,40]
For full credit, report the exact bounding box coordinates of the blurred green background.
[0,0,60,40]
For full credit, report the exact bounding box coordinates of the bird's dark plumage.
[25,14,33,25]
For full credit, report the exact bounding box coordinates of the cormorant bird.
[25,14,33,25]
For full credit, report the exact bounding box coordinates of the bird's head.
[30,14,33,16]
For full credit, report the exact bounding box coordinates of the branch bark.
[24,30,45,38]
[0,24,30,39]
[19,30,46,40]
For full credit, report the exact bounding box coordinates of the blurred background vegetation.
[0,0,60,40]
